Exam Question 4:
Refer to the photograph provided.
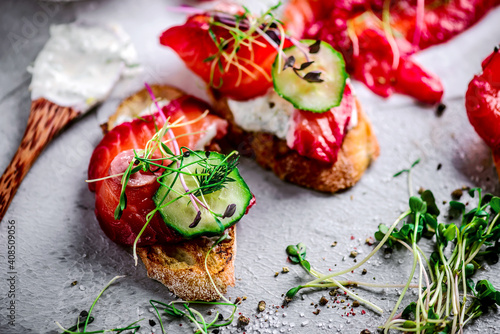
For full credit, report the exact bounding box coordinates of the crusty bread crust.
[210,92,380,193]
[103,85,185,133]
[137,227,236,301]
[111,85,236,301]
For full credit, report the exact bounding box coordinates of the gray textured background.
[1,1,500,333]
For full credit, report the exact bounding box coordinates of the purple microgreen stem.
[145,83,208,216]
[255,25,287,59]
[289,36,311,63]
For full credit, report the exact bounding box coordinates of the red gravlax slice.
[160,14,292,101]
[286,83,354,164]
[94,149,180,245]
[88,96,228,246]
[89,96,227,190]
[466,47,500,151]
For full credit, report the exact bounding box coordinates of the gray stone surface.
[0,1,500,333]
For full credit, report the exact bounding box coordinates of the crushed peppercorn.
[238,315,250,327]
[451,188,463,200]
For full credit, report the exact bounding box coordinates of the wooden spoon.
[0,22,138,222]
[0,99,79,220]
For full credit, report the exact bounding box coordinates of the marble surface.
[0,1,500,333]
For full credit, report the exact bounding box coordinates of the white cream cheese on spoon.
[29,22,139,113]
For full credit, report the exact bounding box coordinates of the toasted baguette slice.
[138,226,236,301]
[210,93,380,193]
[110,85,235,301]
[102,85,185,133]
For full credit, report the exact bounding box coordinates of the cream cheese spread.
[227,82,358,140]
[112,100,171,128]
[227,89,294,140]
[29,23,139,113]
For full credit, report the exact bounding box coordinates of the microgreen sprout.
[57,236,240,334]
[373,183,500,334]
[56,233,238,334]
[393,158,421,197]
[283,212,411,314]
[283,161,500,334]
[199,3,324,87]
[56,276,143,334]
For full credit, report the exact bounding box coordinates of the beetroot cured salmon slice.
[466,46,500,178]
[466,46,500,152]
[287,83,354,164]
[160,13,293,101]
[88,96,228,246]
[88,95,227,190]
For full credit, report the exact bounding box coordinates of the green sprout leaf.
[491,197,500,213]
[393,158,420,177]
[286,243,307,264]
[402,302,416,319]
[465,263,476,277]
[475,280,500,307]
[421,190,440,216]
[409,196,427,214]
[375,224,394,247]
[286,286,302,299]
[443,224,457,242]
[468,187,482,199]
[467,278,476,294]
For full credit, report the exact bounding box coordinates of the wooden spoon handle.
[0,98,79,221]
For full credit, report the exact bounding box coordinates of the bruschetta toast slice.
[211,91,380,193]
[90,85,246,300]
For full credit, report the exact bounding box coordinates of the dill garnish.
[193,154,239,197]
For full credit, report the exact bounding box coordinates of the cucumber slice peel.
[153,151,252,239]
[272,40,347,113]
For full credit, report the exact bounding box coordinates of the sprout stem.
[307,210,411,285]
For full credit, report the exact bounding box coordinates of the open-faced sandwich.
[160,4,380,193]
[466,45,500,179]
[88,84,255,300]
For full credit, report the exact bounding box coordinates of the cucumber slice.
[153,151,252,239]
[272,40,347,113]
